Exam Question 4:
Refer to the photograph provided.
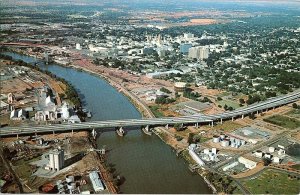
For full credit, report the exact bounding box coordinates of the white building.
[10,109,27,120]
[188,46,209,60]
[238,157,257,169]
[89,171,105,192]
[46,149,64,171]
[75,43,82,50]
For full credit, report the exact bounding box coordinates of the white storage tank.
[269,147,275,153]
[273,156,280,163]
[231,143,236,148]
[203,148,210,154]
[220,134,226,140]
[230,137,235,143]
[255,150,263,158]
[241,140,246,145]
[212,148,217,154]
[265,153,272,159]
[212,135,220,143]
[221,139,230,147]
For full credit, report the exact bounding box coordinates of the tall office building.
[188,46,209,60]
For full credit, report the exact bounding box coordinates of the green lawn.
[243,169,300,194]
[263,115,300,129]
[149,105,165,117]
[287,109,300,118]
[217,99,241,109]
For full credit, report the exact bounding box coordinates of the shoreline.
[2,49,215,193]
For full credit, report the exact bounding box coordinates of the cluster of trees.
[155,96,176,104]
[246,94,261,105]
[160,87,171,94]
[205,172,237,194]
[183,89,201,101]
[223,104,234,111]
[292,103,300,109]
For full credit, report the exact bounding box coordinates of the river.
[2,52,211,194]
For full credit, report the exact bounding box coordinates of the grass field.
[287,109,300,118]
[243,169,300,194]
[263,115,300,129]
[149,105,165,117]
[217,99,241,109]
[213,121,244,132]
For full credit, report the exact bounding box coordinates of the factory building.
[46,149,64,171]
[238,157,257,169]
[89,171,105,192]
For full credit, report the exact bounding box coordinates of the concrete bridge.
[1,91,299,137]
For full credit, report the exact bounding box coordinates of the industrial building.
[46,149,64,171]
[238,157,257,169]
[89,171,105,192]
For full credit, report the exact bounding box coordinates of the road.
[0,90,299,136]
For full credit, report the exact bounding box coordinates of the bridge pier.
[116,127,125,136]
[92,129,97,139]
[232,117,234,121]
[257,110,259,115]
[165,124,169,129]
[195,123,199,128]
[72,129,74,135]
[220,118,223,124]
[211,121,214,127]
[242,114,244,119]
[53,130,55,135]
[17,133,18,139]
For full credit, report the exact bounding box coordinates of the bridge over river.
[1,90,299,137]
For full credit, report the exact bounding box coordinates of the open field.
[242,169,300,194]
[286,109,300,118]
[217,99,240,109]
[211,121,244,132]
[263,115,300,129]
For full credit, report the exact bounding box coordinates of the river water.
[3,52,211,194]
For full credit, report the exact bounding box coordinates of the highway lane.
[0,91,299,136]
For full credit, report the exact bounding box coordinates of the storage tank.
[269,147,275,153]
[231,143,236,148]
[212,135,220,143]
[220,134,226,140]
[67,182,75,190]
[212,148,217,154]
[265,153,272,159]
[273,156,280,163]
[203,148,210,154]
[255,150,263,158]
[230,137,235,143]
[221,139,230,147]
[209,154,216,161]
[241,140,246,145]
[66,175,74,183]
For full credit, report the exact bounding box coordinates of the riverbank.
[0,131,118,193]
[1,50,212,194]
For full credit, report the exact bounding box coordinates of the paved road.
[1,91,299,136]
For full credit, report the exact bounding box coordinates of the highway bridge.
[0,91,299,137]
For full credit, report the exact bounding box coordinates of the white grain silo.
[212,135,220,143]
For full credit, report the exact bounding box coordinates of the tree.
[239,98,245,104]
[174,123,184,131]
[292,103,299,109]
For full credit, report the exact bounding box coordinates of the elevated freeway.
[0,91,299,137]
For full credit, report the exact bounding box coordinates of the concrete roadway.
[0,91,299,136]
